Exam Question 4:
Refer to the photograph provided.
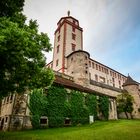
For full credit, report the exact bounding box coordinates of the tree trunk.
[130,113,133,119]
[125,112,128,119]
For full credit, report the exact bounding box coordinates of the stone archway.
[0,118,4,130]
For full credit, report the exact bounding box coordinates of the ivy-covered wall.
[47,85,67,127]
[29,85,110,129]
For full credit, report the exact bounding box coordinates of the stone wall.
[123,85,140,119]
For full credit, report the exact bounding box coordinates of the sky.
[23,0,140,82]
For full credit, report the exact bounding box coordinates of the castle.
[0,12,140,131]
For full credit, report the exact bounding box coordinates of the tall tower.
[52,11,83,73]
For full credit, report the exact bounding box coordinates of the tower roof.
[123,75,138,86]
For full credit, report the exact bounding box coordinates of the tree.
[0,1,54,99]
[0,0,24,17]
[117,91,134,119]
[98,96,109,120]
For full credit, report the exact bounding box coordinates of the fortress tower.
[52,11,83,73]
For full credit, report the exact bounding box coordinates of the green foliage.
[29,85,110,128]
[0,0,25,17]
[117,91,134,119]
[46,87,90,127]
[70,91,89,125]
[98,96,109,120]
[0,13,54,99]
[47,85,67,127]
[29,89,47,129]
[86,94,97,119]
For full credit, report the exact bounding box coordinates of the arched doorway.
[0,118,4,130]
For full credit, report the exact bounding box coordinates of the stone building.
[46,12,140,118]
[0,13,140,131]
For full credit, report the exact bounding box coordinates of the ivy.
[86,94,97,119]
[98,96,109,120]
[47,85,67,127]
[29,86,110,129]
[70,90,89,125]
[28,88,47,129]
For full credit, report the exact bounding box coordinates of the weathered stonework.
[0,13,140,131]
[123,85,140,119]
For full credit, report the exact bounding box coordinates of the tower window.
[56,59,59,67]
[72,33,76,40]
[73,20,76,24]
[71,43,76,51]
[58,28,60,34]
[57,45,59,53]
[58,35,60,42]
[72,27,75,32]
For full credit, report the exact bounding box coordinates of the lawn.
[0,120,140,140]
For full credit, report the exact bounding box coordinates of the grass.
[0,119,140,140]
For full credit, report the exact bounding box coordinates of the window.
[110,101,112,111]
[95,74,98,82]
[92,62,94,68]
[72,27,75,32]
[57,35,60,42]
[89,61,91,67]
[99,65,101,71]
[73,20,76,24]
[112,78,115,82]
[64,118,71,126]
[96,64,98,70]
[100,76,105,83]
[58,28,60,34]
[89,73,91,79]
[40,118,47,124]
[102,67,104,72]
[5,117,8,123]
[110,71,112,76]
[57,45,59,53]
[119,80,121,85]
[56,59,59,67]
[71,43,76,51]
[72,33,76,40]
[106,69,109,74]
[40,116,48,126]
[85,56,87,60]
[71,57,73,62]
[7,96,9,103]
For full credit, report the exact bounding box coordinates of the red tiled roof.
[123,76,138,86]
